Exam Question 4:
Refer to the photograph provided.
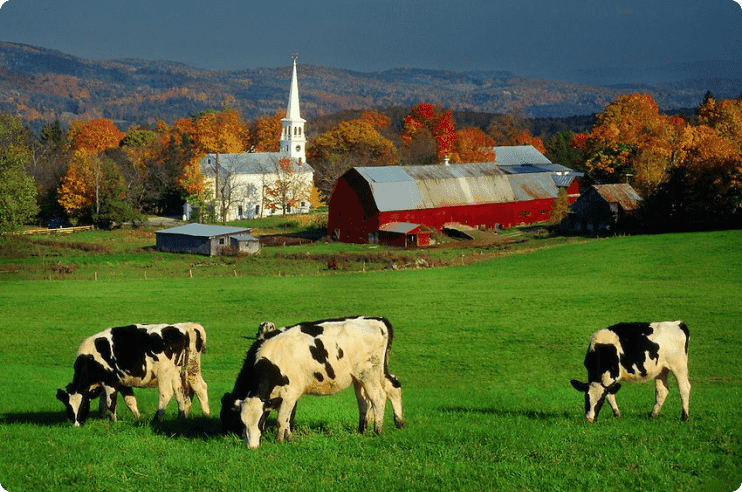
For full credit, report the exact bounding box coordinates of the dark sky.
[0,0,740,82]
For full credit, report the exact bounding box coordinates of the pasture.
[0,230,740,491]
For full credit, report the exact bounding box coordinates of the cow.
[221,316,403,448]
[570,321,690,422]
[56,322,210,426]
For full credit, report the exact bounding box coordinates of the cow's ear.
[56,389,68,403]
[231,399,243,411]
[607,383,621,394]
[570,380,588,392]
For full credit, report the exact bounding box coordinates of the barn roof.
[493,145,553,165]
[200,153,313,176]
[156,223,251,238]
[592,184,642,211]
[353,162,559,212]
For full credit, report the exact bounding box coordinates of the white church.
[195,57,315,222]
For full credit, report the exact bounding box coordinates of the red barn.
[328,150,582,244]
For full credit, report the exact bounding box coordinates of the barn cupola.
[280,54,307,163]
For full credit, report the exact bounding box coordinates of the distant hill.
[1,41,740,130]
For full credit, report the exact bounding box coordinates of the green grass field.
[0,230,740,491]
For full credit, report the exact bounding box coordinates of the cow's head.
[56,388,92,426]
[232,395,281,449]
[570,380,621,422]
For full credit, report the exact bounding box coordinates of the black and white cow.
[570,321,690,422]
[221,316,403,448]
[57,322,210,426]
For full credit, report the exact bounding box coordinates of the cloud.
[733,0,742,8]
[0,0,9,9]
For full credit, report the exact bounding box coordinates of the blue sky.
[0,0,740,82]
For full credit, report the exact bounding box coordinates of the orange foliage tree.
[401,103,457,162]
[58,119,126,221]
[487,113,546,154]
[250,112,284,152]
[308,113,400,201]
[452,127,496,163]
[570,94,685,195]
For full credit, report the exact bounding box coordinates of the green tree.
[0,114,39,232]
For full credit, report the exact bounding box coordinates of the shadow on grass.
[1,411,68,426]
[150,415,224,439]
[438,406,573,420]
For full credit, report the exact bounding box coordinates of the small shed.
[564,184,642,233]
[376,222,430,248]
[156,224,255,256]
[230,234,261,254]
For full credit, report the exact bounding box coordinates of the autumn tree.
[0,113,39,232]
[401,103,457,163]
[58,118,131,225]
[250,112,284,152]
[570,94,684,196]
[263,157,312,215]
[308,113,400,201]
[487,113,546,154]
[642,124,742,230]
[452,127,496,163]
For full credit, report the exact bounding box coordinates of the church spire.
[280,54,306,162]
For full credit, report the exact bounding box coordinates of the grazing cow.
[221,316,403,448]
[570,321,690,422]
[57,322,210,426]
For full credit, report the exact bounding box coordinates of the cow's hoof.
[155,409,164,421]
[177,411,186,419]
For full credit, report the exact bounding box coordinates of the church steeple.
[280,55,306,163]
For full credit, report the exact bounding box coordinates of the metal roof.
[353,162,559,212]
[592,184,643,211]
[200,153,313,176]
[155,223,252,237]
[378,222,421,234]
[493,145,553,165]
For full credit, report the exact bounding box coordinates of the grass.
[0,229,740,491]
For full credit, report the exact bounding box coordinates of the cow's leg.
[674,366,691,421]
[362,382,386,434]
[190,373,210,416]
[155,371,185,421]
[353,381,371,433]
[651,369,670,418]
[605,392,621,418]
[275,398,298,442]
[120,386,140,419]
[103,386,119,421]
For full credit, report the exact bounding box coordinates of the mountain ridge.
[1,41,740,128]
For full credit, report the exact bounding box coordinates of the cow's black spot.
[609,323,660,377]
[109,325,151,378]
[301,324,324,337]
[254,358,290,402]
[309,339,336,379]
[161,326,187,361]
[337,347,344,359]
[584,343,620,381]
[194,328,204,353]
[94,337,114,370]
[314,372,324,382]
[309,339,329,364]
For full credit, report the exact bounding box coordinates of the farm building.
[327,147,582,245]
[563,183,642,233]
[156,223,260,256]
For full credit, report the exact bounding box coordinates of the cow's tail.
[678,321,690,354]
[379,317,401,387]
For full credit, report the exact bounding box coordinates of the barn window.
[238,206,243,217]
[219,238,225,245]
[255,205,260,215]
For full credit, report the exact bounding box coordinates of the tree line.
[1,94,740,233]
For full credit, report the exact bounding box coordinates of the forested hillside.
[1,42,739,129]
